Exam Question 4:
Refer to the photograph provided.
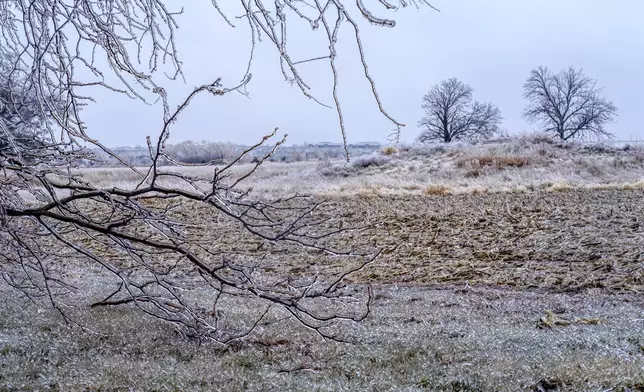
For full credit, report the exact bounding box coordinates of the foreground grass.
[1,280,642,391]
[1,189,643,390]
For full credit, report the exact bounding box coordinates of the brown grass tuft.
[381,146,398,156]
[457,155,532,170]
[622,179,644,190]
[470,187,487,195]
[425,185,450,195]
[548,181,575,192]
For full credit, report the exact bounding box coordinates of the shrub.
[316,159,352,178]
[165,140,240,164]
[581,143,617,154]
[349,153,391,168]
[428,145,448,154]
[618,144,644,154]
[319,166,352,178]
[399,144,448,159]
[518,133,557,145]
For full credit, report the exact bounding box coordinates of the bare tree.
[523,66,617,141]
[0,1,433,343]
[417,78,502,143]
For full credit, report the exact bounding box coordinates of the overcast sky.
[82,0,644,147]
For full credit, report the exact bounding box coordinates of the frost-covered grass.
[1,277,642,391]
[6,136,643,390]
[76,136,644,197]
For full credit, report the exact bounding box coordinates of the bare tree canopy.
[0,58,56,161]
[0,1,434,342]
[417,78,502,143]
[523,66,617,141]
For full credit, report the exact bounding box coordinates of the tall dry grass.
[74,136,644,197]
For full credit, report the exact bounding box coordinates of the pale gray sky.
[83,0,644,147]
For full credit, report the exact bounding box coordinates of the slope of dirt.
[185,189,643,293]
[344,189,644,292]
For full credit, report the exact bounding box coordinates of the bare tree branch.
[0,0,434,342]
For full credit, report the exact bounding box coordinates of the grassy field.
[1,138,644,391]
[1,279,642,391]
[76,136,644,197]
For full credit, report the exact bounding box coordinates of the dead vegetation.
[78,137,644,198]
[381,146,398,156]
[537,310,602,329]
[455,155,534,178]
[2,138,643,390]
[1,186,642,390]
[456,155,532,170]
[425,185,451,195]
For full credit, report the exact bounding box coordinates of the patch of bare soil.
[348,189,643,292]
[190,189,643,294]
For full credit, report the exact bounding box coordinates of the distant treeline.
[85,141,382,167]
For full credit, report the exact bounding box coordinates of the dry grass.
[4,137,644,390]
[74,137,644,198]
[425,184,451,195]
[547,181,575,192]
[455,155,532,169]
[381,146,398,156]
[455,155,534,179]
[622,179,644,190]
[1,278,642,391]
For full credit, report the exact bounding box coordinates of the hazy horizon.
[82,1,644,148]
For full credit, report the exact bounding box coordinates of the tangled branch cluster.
[0,0,431,342]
